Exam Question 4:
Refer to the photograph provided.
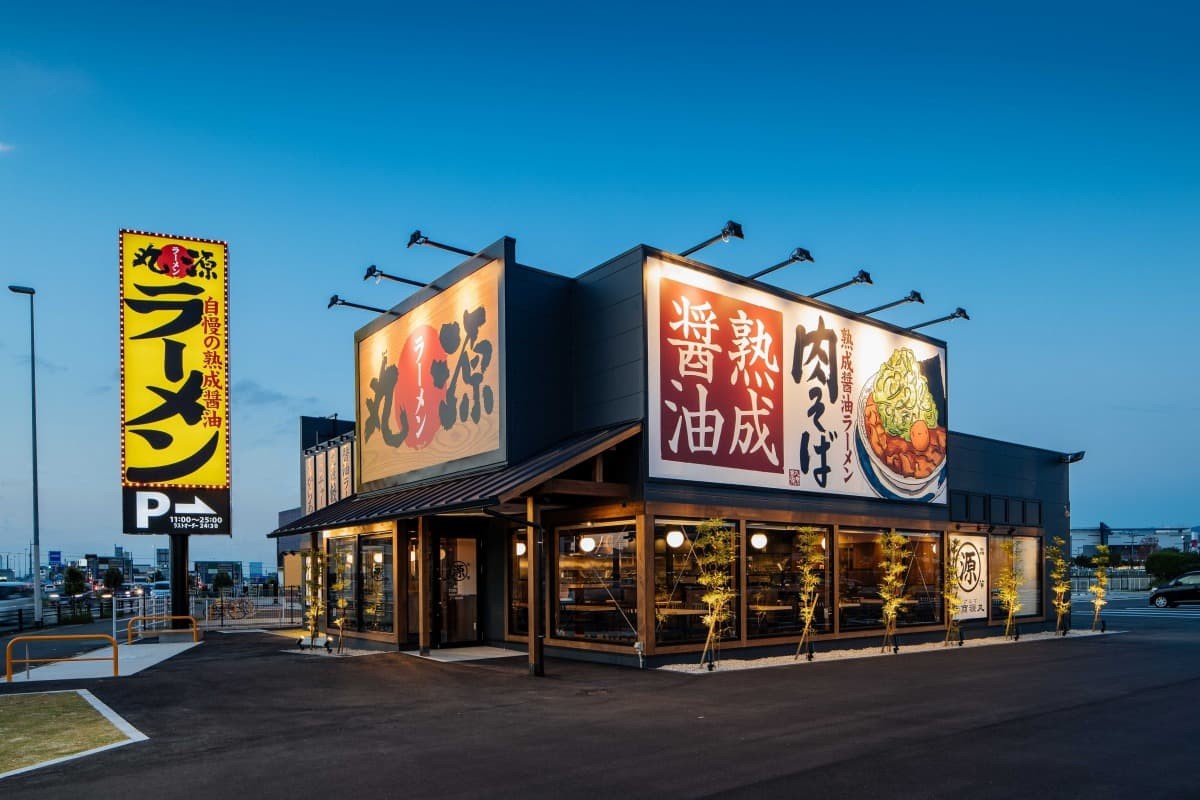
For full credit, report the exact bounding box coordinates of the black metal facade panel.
[948,432,1067,500]
[505,265,573,464]
[268,421,641,537]
[571,247,646,432]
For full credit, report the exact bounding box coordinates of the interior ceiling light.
[861,290,924,316]
[809,269,872,299]
[907,307,970,331]
[679,220,744,258]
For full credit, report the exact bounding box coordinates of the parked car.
[1149,571,1200,608]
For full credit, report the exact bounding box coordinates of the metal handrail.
[5,634,119,682]
[126,615,199,644]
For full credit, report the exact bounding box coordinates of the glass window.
[989,536,1042,619]
[327,536,358,631]
[654,520,740,646]
[746,524,831,639]
[553,521,638,643]
[509,532,529,636]
[837,530,943,631]
[359,535,393,633]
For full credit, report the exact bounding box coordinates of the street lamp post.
[9,284,42,626]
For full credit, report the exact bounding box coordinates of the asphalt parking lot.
[4,599,1199,799]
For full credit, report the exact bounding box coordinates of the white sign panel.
[951,534,987,620]
[647,258,948,503]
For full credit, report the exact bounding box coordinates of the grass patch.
[0,691,126,774]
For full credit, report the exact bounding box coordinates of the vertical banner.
[326,445,340,504]
[339,441,353,499]
[120,230,231,535]
[950,534,987,620]
[315,450,328,509]
[304,454,316,516]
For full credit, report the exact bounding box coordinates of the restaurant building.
[269,236,1071,668]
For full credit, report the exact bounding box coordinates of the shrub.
[1145,549,1200,584]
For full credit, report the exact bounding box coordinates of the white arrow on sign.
[175,497,218,515]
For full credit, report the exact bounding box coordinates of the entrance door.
[437,537,481,645]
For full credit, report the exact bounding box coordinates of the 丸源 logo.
[956,542,981,592]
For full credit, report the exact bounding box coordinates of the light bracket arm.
[679,220,744,257]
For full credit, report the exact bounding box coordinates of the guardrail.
[126,615,199,644]
[5,634,119,682]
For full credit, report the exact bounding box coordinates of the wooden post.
[636,512,653,663]
[527,497,543,676]
[418,516,432,655]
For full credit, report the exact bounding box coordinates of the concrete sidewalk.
[6,641,200,682]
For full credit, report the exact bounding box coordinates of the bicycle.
[207,597,255,620]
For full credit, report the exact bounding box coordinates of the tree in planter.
[1089,544,1110,631]
[330,556,350,654]
[695,518,737,669]
[878,532,911,652]
[996,539,1023,639]
[943,538,965,645]
[792,527,826,660]
[302,549,327,648]
[1046,536,1072,635]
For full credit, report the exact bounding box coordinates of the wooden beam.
[537,478,630,498]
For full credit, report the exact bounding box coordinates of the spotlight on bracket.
[326,294,399,315]
[679,220,744,258]
[749,246,814,281]
[907,307,969,331]
[810,269,872,299]
[861,291,924,316]
[406,229,476,258]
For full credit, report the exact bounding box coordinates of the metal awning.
[268,421,640,538]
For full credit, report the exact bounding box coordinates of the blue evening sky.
[1,2,1197,569]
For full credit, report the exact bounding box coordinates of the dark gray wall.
[505,264,574,463]
[570,246,646,431]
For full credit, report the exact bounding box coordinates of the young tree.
[879,531,910,652]
[103,566,124,592]
[792,527,826,660]
[1089,544,1110,631]
[996,539,1023,638]
[943,538,965,645]
[302,549,327,648]
[695,518,737,669]
[213,570,234,594]
[63,565,87,596]
[1046,536,1072,635]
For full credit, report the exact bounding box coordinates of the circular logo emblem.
[956,542,982,592]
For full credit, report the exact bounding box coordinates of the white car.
[150,581,172,598]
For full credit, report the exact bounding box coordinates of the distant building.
[193,560,244,589]
[249,561,264,580]
[1070,524,1197,562]
[155,547,170,578]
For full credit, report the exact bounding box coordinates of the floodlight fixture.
[326,294,399,315]
[809,269,872,299]
[906,307,970,331]
[861,291,924,316]
[8,285,35,295]
[1059,451,1086,464]
[362,264,436,289]
[679,220,744,258]
[748,246,814,281]
[406,229,476,258]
